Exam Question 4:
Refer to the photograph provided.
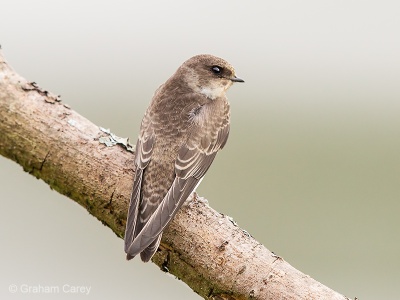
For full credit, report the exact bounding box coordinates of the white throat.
[185,68,229,100]
[199,86,225,100]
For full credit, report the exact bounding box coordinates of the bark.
[0,51,350,300]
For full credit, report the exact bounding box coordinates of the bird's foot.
[271,252,283,261]
[183,192,208,207]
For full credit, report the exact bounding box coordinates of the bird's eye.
[211,66,222,74]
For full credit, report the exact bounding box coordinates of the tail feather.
[140,234,162,262]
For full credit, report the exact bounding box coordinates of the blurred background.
[1,1,399,299]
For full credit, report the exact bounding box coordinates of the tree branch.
[0,51,350,300]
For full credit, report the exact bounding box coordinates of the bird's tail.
[139,234,162,262]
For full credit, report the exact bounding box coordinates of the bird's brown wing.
[124,115,155,255]
[125,120,230,260]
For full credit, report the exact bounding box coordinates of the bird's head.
[179,54,244,100]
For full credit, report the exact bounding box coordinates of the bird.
[124,54,244,262]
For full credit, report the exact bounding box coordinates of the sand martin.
[124,54,244,262]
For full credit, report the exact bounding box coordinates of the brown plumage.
[124,54,244,262]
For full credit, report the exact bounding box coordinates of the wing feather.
[126,121,230,258]
[124,124,155,253]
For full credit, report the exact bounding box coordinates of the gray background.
[1,1,399,299]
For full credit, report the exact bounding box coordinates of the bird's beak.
[230,75,244,83]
